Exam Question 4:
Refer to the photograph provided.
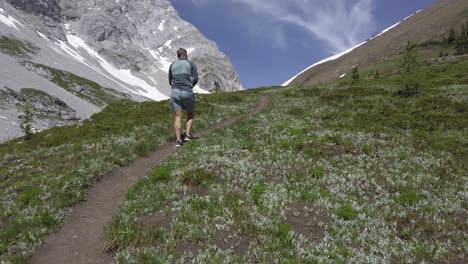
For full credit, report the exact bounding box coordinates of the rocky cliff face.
[0,0,243,142]
[7,0,62,22]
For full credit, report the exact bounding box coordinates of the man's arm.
[168,64,173,85]
[191,62,198,87]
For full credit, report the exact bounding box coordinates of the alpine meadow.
[1,0,468,263]
[2,33,467,263]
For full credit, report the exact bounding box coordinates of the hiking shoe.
[183,134,193,142]
[175,140,183,147]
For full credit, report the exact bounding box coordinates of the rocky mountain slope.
[284,0,468,86]
[0,0,243,142]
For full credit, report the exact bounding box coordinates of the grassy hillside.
[0,42,467,263]
[0,92,257,262]
[104,54,467,262]
[0,35,38,57]
[289,0,468,86]
[24,62,130,107]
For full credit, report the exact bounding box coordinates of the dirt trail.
[31,96,270,264]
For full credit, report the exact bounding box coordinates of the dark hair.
[177,48,188,58]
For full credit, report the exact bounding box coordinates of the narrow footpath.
[31,96,270,264]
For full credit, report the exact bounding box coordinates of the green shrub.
[149,165,172,183]
[336,204,358,221]
[180,169,217,187]
[398,189,422,206]
[16,186,43,205]
[398,42,422,97]
[311,166,325,179]
[250,181,266,206]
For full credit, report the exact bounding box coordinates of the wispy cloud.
[190,0,376,53]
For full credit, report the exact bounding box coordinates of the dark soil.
[213,229,250,256]
[285,202,333,243]
[139,211,174,230]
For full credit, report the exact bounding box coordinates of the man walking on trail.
[169,48,198,147]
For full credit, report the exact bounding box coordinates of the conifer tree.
[351,65,360,86]
[461,22,467,41]
[448,27,457,44]
[212,81,222,93]
[456,21,468,55]
[398,41,421,96]
[19,100,34,139]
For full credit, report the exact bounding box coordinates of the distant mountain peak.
[0,0,243,142]
[283,0,467,86]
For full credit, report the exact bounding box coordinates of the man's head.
[177,48,188,59]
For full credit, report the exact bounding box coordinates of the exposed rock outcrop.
[0,0,243,142]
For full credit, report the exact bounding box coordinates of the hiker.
[169,48,198,147]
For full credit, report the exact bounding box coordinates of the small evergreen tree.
[351,65,360,86]
[447,27,457,44]
[19,100,34,139]
[212,81,222,93]
[374,70,380,79]
[398,41,422,97]
[456,21,468,55]
[460,22,467,41]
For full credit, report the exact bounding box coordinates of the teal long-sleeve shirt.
[168,58,198,92]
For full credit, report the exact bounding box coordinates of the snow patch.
[340,73,346,78]
[37,31,48,39]
[147,76,158,85]
[369,10,420,42]
[282,41,366,86]
[56,39,102,73]
[403,10,421,21]
[64,23,71,33]
[164,39,173,48]
[0,116,8,120]
[193,85,210,94]
[65,34,167,101]
[158,20,165,31]
[282,11,420,86]
[187,48,195,54]
[0,9,24,30]
[368,22,401,41]
[173,26,178,30]
[37,31,68,57]
[148,49,172,73]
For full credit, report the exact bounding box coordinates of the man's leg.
[185,112,194,136]
[174,110,183,141]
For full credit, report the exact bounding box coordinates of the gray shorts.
[170,89,195,112]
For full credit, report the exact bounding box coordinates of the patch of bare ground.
[213,228,250,256]
[138,211,174,230]
[178,186,209,201]
[436,211,468,262]
[175,241,201,256]
[445,211,467,233]
[435,256,468,264]
[285,202,333,243]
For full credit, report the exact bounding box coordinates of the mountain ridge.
[284,0,468,86]
[0,0,243,142]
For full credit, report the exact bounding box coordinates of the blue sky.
[170,0,438,89]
